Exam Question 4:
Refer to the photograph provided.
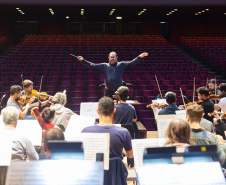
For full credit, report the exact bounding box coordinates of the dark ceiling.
[1,5,226,21]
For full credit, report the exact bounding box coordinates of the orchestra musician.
[214,83,226,112]
[21,79,52,119]
[150,91,183,119]
[76,52,148,98]
[6,85,36,119]
[196,86,214,123]
[207,79,220,95]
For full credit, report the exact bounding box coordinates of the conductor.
[77,52,148,98]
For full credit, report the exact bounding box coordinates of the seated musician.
[208,79,220,95]
[165,119,191,152]
[186,104,226,165]
[1,106,39,160]
[50,92,76,131]
[6,85,36,119]
[43,128,65,159]
[151,91,183,118]
[212,110,226,140]
[214,83,226,112]
[113,86,138,138]
[82,97,134,162]
[196,86,214,123]
[21,79,52,119]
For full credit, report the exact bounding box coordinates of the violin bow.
[38,76,43,102]
[193,77,195,103]
[70,54,78,58]
[215,78,217,104]
[180,87,187,110]
[21,74,25,91]
[155,75,164,104]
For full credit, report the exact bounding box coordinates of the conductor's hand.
[139,52,148,58]
[77,56,83,61]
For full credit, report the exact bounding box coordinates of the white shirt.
[218,97,226,112]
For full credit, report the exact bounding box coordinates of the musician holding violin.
[150,92,183,119]
[196,86,214,123]
[21,79,53,119]
[207,79,220,95]
[6,85,36,119]
[213,83,226,113]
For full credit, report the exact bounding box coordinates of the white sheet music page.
[82,133,110,170]
[16,120,42,146]
[6,160,104,185]
[132,138,167,169]
[64,115,95,141]
[80,102,95,117]
[137,162,225,185]
[0,127,14,166]
[156,115,174,138]
[174,110,186,120]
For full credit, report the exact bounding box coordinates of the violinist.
[212,110,226,139]
[208,79,220,95]
[196,87,214,123]
[150,92,183,119]
[21,79,52,119]
[6,85,36,119]
[214,83,226,112]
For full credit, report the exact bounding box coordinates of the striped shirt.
[191,128,226,165]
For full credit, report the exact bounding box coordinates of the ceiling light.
[202,10,205,12]
[16,8,19,10]
[112,9,115,11]
[174,9,178,11]
[198,12,201,14]
[224,13,226,15]
[171,11,175,12]
[116,16,122,19]
[206,9,209,11]
[66,16,69,19]
[21,13,25,15]
[195,13,198,15]
[143,9,146,11]
[18,10,21,12]
[169,12,172,14]
[166,14,169,15]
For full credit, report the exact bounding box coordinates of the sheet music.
[6,160,104,185]
[16,120,42,146]
[64,115,95,141]
[0,115,3,128]
[174,114,186,121]
[132,138,167,169]
[114,124,121,127]
[157,115,175,138]
[137,162,225,185]
[82,133,109,170]
[80,102,95,117]
[0,128,14,166]
[126,100,135,104]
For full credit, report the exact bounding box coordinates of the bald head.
[108,51,118,65]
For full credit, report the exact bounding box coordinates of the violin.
[31,107,47,130]
[186,100,204,107]
[29,89,51,101]
[209,93,226,101]
[208,112,226,117]
[147,103,167,109]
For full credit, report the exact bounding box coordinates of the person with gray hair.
[1,106,39,161]
[50,92,76,131]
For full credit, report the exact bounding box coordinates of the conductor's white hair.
[52,92,67,105]
[1,106,19,125]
